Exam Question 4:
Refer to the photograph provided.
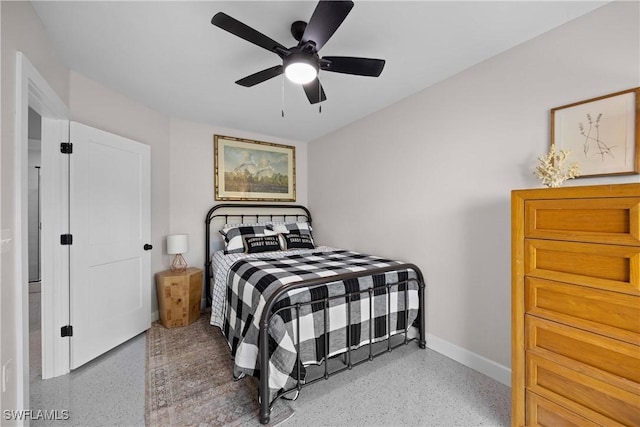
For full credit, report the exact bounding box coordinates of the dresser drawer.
[526,353,640,426]
[526,391,599,427]
[526,277,640,345]
[526,316,640,386]
[525,197,640,246]
[525,239,640,295]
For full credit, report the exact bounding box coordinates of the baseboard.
[145,310,510,384]
[426,333,511,387]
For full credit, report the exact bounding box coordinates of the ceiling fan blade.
[212,12,288,56]
[303,78,327,104]
[235,65,283,87]
[321,56,385,77]
[302,1,354,52]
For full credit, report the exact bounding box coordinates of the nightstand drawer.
[525,277,640,345]
[524,197,640,246]
[525,239,640,295]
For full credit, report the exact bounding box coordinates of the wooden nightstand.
[155,267,203,328]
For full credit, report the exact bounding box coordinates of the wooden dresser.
[511,183,640,426]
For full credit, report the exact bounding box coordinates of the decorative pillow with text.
[281,233,315,250]
[243,235,281,253]
[219,224,268,254]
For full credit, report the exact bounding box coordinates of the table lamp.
[167,234,188,272]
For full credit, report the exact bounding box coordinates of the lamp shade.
[167,234,188,255]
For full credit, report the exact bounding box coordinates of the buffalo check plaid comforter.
[221,249,420,400]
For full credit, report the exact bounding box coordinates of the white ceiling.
[32,1,607,142]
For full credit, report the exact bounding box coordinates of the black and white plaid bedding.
[209,246,336,328]
[222,250,420,400]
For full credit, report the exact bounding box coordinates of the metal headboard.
[204,203,312,304]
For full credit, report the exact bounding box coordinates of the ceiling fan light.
[284,54,318,84]
[285,62,317,84]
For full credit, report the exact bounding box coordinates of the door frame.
[15,52,70,413]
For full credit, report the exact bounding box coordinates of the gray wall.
[307,1,639,371]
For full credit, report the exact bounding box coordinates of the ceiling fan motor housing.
[291,20,307,41]
[211,1,384,103]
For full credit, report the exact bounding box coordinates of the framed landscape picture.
[551,87,639,177]
[214,135,296,201]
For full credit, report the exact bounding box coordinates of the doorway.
[27,108,43,392]
[15,52,70,414]
[16,52,151,416]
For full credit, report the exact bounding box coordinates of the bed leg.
[259,377,271,424]
[260,412,270,425]
[419,280,426,349]
[259,323,271,425]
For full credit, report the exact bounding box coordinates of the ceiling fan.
[211,0,385,104]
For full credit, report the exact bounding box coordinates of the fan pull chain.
[281,77,285,118]
[318,82,322,114]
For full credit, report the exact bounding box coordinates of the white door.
[69,122,151,369]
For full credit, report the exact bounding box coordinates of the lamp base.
[170,254,188,272]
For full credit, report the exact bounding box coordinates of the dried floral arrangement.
[534,144,580,187]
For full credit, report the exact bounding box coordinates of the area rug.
[145,312,294,426]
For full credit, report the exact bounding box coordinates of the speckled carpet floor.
[145,313,293,427]
[280,342,511,426]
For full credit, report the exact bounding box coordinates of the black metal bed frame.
[205,204,426,424]
[205,203,313,302]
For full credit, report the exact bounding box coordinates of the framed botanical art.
[550,87,639,177]
[214,134,296,201]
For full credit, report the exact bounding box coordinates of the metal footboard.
[258,264,426,424]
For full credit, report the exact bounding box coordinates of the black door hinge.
[60,234,73,245]
[61,325,73,337]
[60,142,73,154]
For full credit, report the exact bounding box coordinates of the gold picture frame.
[214,134,296,201]
[550,87,639,177]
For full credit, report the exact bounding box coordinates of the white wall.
[2,1,637,414]
[307,1,639,374]
[68,74,309,314]
[168,118,308,281]
[0,3,307,415]
[1,1,69,417]
[69,70,172,317]
[1,6,309,400]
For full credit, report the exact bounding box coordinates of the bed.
[205,204,426,424]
